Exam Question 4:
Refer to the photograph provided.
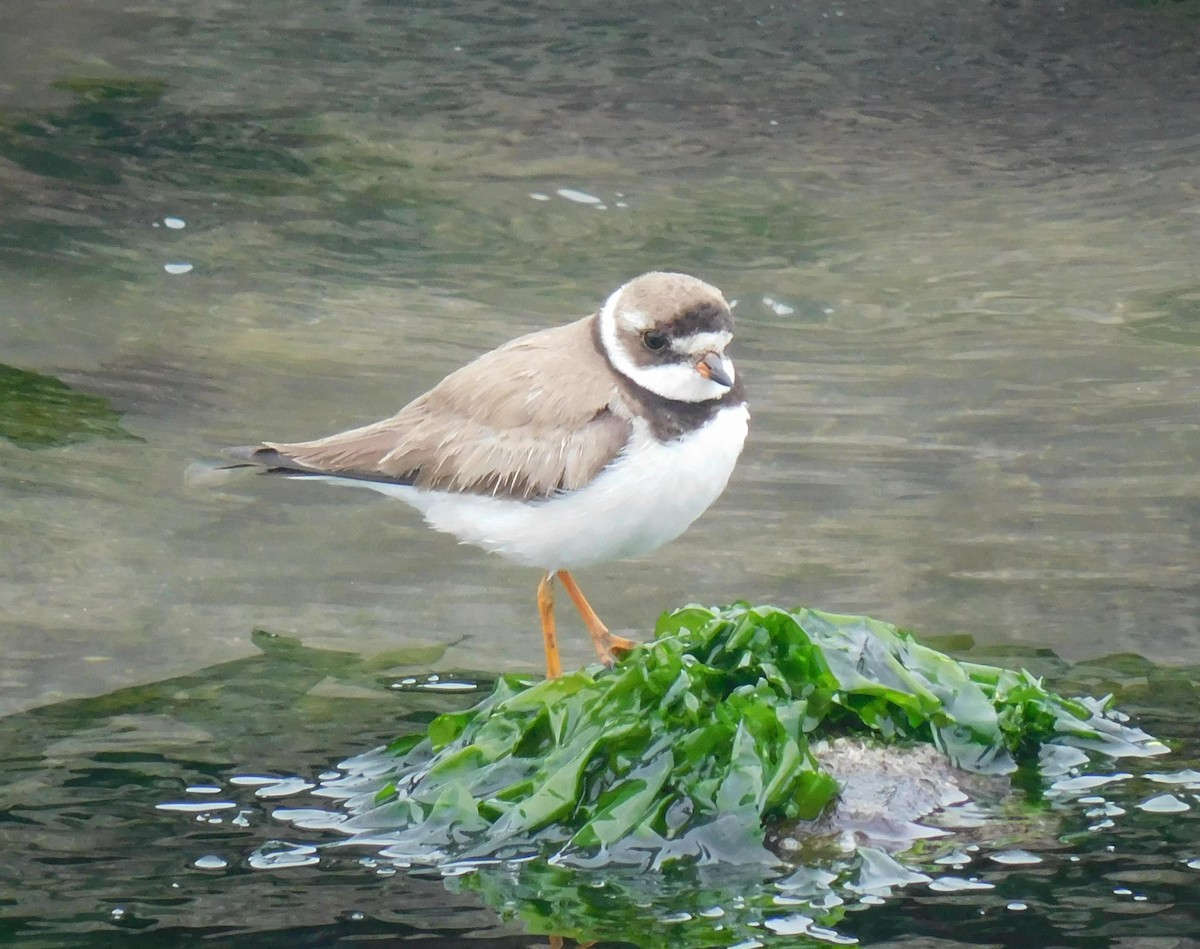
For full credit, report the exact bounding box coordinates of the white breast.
[331,403,750,570]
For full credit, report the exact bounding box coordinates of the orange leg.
[556,570,638,667]
[537,571,563,679]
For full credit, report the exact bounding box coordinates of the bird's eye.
[642,331,669,352]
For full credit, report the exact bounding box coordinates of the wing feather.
[249,315,631,500]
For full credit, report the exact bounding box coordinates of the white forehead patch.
[622,307,654,331]
[672,330,733,357]
[602,285,654,332]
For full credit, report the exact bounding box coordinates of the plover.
[228,271,749,678]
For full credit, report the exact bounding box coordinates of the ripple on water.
[554,187,603,205]
[1146,769,1200,788]
[990,850,1044,866]
[1049,773,1133,794]
[928,876,995,893]
[763,914,858,945]
[271,807,348,830]
[254,777,316,798]
[248,841,320,870]
[1137,794,1190,814]
[155,801,238,813]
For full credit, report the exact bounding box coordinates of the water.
[2,0,1200,943]
[2,640,1199,947]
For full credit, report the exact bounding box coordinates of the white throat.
[598,287,735,403]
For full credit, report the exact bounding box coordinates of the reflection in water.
[0,636,1197,947]
[0,363,136,448]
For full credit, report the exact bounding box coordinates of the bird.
[227,271,749,679]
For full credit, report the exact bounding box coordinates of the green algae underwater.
[313,604,1167,872]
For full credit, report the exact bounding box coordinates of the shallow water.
[2,640,1199,947]
[2,0,1200,942]
[3,0,1200,712]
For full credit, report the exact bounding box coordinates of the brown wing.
[248,315,632,501]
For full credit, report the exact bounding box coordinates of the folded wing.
[232,316,631,501]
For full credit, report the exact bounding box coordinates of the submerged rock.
[770,738,1012,858]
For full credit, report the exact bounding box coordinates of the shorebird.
[228,271,748,678]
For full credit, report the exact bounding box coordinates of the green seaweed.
[326,604,1165,869]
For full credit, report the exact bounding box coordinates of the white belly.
[314,403,749,570]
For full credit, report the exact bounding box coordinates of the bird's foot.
[608,633,638,656]
[597,633,639,668]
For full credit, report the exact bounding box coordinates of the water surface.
[2,0,1200,942]
[2,639,1198,946]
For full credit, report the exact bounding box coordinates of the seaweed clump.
[318,604,1166,868]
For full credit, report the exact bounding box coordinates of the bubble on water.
[529,192,551,201]
[164,217,186,229]
[163,262,193,275]
[194,854,228,870]
[186,784,222,795]
[762,296,796,316]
